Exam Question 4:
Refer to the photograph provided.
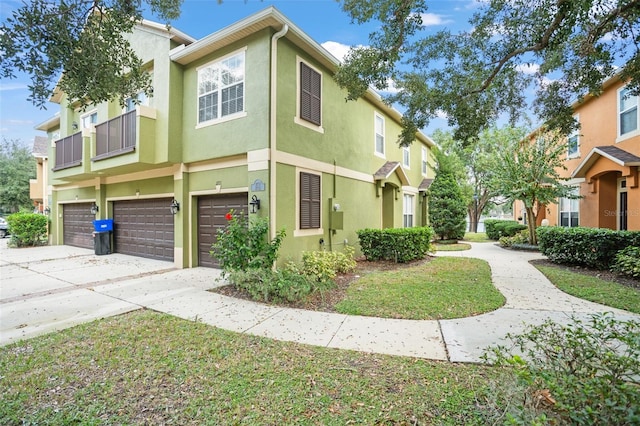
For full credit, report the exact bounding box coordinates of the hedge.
[6,212,48,247]
[357,227,434,263]
[536,226,640,270]
[484,219,526,240]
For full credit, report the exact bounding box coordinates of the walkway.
[1,239,638,362]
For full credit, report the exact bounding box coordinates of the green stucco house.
[36,7,435,268]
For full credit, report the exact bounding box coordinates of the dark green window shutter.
[300,62,321,126]
[300,172,321,229]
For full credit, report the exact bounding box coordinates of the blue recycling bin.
[93,219,113,255]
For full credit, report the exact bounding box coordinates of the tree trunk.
[525,206,537,245]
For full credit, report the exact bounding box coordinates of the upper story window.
[297,60,322,128]
[375,113,385,156]
[567,115,579,158]
[421,147,428,176]
[81,111,97,130]
[125,92,150,112]
[402,145,410,168]
[619,86,638,137]
[197,50,245,125]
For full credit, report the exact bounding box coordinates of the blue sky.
[0,0,483,145]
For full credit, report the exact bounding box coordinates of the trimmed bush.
[6,212,48,247]
[499,229,529,248]
[357,227,434,263]
[611,246,640,279]
[301,246,357,282]
[537,226,640,270]
[485,219,522,240]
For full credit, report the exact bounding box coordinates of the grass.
[435,242,471,251]
[536,265,640,314]
[0,310,509,425]
[462,232,491,243]
[335,257,505,320]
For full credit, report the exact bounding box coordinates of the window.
[375,113,385,156]
[125,92,149,112]
[402,146,410,168]
[197,51,245,125]
[559,187,579,227]
[567,116,579,158]
[300,172,321,229]
[403,194,414,227]
[619,86,638,137]
[81,111,97,130]
[421,147,428,176]
[299,62,321,126]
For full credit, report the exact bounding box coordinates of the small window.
[619,86,638,137]
[125,92,149,112]
[299,62,321,126]
[197,51,245,125]
[403,194,414,227]
[300,172,321,229]
[375,113,385,156]
[81,111,97,130]
[402,146,410,168]
[567,118,579,158]
[559,187,579,227]
[421,147,428,176]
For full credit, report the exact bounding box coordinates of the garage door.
[112,198,174,262]
[63,203,94,249]
[198,193,248,268]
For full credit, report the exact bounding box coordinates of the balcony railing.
[93,109,136,161]
[52,132,83,171]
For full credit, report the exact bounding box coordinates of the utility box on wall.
[330,211,343,230]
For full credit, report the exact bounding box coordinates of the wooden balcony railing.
[52,132,83,171]
[93,110,136,160]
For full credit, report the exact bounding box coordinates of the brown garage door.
[198,193,248,268]
[112,198,174,262]
[63,203,94,249]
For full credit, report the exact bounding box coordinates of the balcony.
[93,110,137,161]
[52,132,83,171]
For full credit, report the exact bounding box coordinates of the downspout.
[269,24,289,239]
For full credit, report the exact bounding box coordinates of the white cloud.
[379,78,400,94]
[420,13,453,26]
[515,63,540,75]
[321,41,353,63]
[0,82,28,91]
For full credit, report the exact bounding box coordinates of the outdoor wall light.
[249,195,261,214]
[90,203,99,215]
[44,206,51,215]
[72,122,79,131]
[170,199,180,215]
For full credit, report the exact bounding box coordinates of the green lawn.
[435,242,472,251]
[335,257,505,320]
[0,310,508,425]
[463,232,491,243]
[536,265,640,314]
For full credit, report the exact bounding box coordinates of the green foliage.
[537,226,640,270]
[226,267,334,303]
[499,229,530,248]
[356,227,434,263]
[611,246,640,279]
[0,138,36,213]
[301,246,357,282]
[428,150,467,240]
[484,313,640,425]
[6,212,48,247]
[483,219,521,240]
[210,211,285,275]
[336,0,640,144]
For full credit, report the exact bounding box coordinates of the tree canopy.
[336,0,640,144]
[0,138,36,214]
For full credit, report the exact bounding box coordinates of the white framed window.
[403,194,414,227]
[80,110,97,130]
[559,187,579,227]
[567,115,579,158]
[374,113,385,157]
[197,49,245,126]
[402,146,410,168]
[421,147,428,176]
[295,58,324,133]
[125,92,150,112]
[618,86,638,138]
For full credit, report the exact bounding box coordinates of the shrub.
[484,313,640,425]
[485,219,522,240]
[499,229,529,248]
[301,245,356,282]
[357,227,434,263]
[6,212,48,247]
[210,211,285,275]
[537,226,640,269]
[226,267,334,303]
[611,246,640,279]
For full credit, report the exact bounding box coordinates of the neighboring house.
[35,7,435,268]
[29,135,50,213]
[514,74,640,231]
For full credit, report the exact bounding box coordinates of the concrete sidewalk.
[2,238,638,362]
